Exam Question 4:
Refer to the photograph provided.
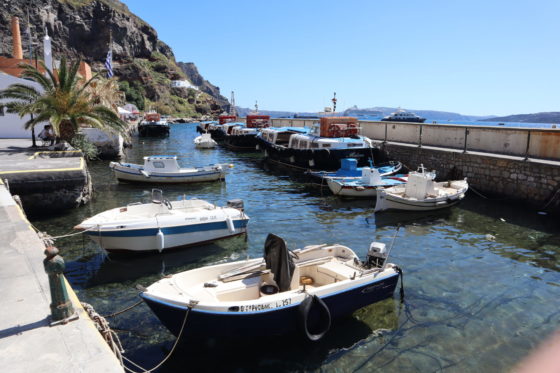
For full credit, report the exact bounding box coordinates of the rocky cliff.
[0,0,228,116]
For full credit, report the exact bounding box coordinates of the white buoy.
[156,229,165,252]
[226,216,235,233]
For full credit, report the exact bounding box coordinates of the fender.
[298,294,331,341]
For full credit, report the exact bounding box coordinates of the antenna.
[26,9,33,61]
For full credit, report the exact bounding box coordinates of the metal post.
[463,127,469,153]
[384,123,388,143]
[524,130,531,161]
[43,246,78,325]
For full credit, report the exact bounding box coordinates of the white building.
[171,80,198,90]
[0,72,44,138]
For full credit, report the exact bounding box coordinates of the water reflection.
[29,123,560,373]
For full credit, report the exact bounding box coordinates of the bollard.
[43,246,77,325]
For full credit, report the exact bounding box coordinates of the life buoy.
[298,294,331,341]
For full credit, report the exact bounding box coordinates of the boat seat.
[317,261,358,281]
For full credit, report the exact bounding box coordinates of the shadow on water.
[65,236,249,289]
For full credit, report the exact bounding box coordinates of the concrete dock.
[0,139,91,216]
[0,180,123,372]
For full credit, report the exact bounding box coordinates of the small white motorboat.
[375,165,468,212]
[109,155,232,184]
[140,233,403,340]
[194,133,217,149]
[75,190,249,253]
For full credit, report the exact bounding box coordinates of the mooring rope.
[102,300,144,319]
[121,301,197,373]
[82,299,196,373]
[81,302,125,367]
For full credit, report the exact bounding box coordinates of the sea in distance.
[355,115,558,128]
[31,123,560,372]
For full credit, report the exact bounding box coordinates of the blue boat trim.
[141,271,399,315]
[86,219,249,237]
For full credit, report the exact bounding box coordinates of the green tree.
[0,57,127,143]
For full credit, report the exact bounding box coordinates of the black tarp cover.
[264,233,295,292]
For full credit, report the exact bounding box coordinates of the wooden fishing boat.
[138,112,170,137]
[140,233,403,340]
[256,117,381,171]
[375,165,468,212]
[109,155,232,184]
[220,115,271,151]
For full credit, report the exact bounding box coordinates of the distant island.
[479,112,560,124]
[236,105,493,121]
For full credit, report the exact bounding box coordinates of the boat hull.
[85,218,249,252]
[111,165,225,184]
[327,179,379,197]
[221,134,259,151]
[380,118,426,123]
[138,124,170,137]
[141,273,399,337]
[375,191,466,211]
[256,138,381,171]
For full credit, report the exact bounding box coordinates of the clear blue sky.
[123,0,560,116]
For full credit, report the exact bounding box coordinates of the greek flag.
[105,49,114,78]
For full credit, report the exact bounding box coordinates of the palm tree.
[0,56,127,143]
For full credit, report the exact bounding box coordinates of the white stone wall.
[0,73,44,139]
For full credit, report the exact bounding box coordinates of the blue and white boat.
[308,158,402,182]
[326,167,408,198]
[140,233,402,340]
[75,190,249,253]
[109,155,232,184]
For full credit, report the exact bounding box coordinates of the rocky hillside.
[0,0,228,116]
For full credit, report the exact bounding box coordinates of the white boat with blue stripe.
[109,155,232,184]
[140,233,403,340]
[74,190,249,253]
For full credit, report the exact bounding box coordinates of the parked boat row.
[73,112,469,343]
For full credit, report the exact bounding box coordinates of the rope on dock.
[81,302,125,366]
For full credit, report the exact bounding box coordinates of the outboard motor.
[366,242,387,268]
[227,199,244,212]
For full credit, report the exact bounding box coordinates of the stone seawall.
[380,143,560,213]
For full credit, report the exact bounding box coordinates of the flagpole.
[26,9,37,147]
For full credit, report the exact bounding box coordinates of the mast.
[332,92,337,113]
[229,91,237,116]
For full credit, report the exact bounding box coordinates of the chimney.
[11,16,23,59]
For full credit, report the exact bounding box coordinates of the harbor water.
[32,123,560,372]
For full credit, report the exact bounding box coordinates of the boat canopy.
[264,233,295,292]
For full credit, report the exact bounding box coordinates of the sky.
[123,0,560,116]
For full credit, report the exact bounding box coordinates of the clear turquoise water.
[32,124,560,372]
